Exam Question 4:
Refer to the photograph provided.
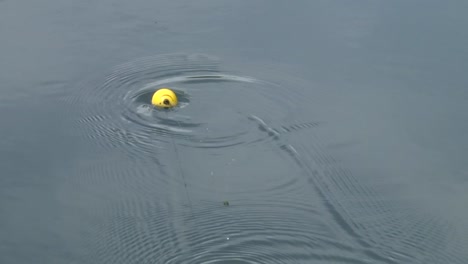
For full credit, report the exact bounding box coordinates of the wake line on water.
[248,114,465,264]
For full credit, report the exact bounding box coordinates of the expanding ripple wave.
[68,53,298,157]
[63,53,468,263]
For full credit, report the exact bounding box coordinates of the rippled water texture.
[60,54,467,263]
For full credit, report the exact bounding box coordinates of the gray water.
[1,1,468,263]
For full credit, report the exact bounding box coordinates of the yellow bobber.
[151,88,178,109]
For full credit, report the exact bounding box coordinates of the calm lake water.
[1,1,468,263]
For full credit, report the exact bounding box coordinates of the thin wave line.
[164,110,194,215]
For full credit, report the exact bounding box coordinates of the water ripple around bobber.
[63,53,468,263]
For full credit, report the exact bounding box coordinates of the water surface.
[1,1,468,263]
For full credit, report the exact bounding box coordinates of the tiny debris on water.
[223,201,229,206]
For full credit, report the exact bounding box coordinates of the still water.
[1,1,468,263]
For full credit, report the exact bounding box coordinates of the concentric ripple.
[121,74,285,149]
[68,54,298,161]
[64,53,468,263]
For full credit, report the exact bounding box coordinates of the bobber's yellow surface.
[151,88,178,108]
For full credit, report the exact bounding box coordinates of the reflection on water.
[59,54,468,263]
